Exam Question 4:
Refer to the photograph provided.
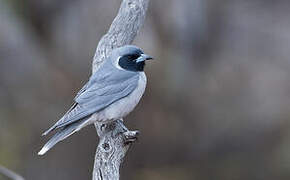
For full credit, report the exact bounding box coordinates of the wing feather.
[48,69,139,130]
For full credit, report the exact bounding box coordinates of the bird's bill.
[136,54,154,63]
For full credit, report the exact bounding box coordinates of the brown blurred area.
[1,0,290,179]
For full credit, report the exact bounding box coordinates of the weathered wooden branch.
[91,0,150,179]
[0,165,25,180]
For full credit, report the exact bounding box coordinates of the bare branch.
[92,0,150,179]
[0,165,25,180]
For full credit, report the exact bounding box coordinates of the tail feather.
[42,103,79,136]
[42,125,56,136]
[38,118,89,155]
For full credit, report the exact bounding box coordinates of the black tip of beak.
[142,54,153,61]
[146,56,154,60]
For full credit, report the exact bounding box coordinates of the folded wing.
[43,69,139,135]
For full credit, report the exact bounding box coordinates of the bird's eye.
[127,54,139,60]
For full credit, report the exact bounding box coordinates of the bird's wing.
[75,81,89,100]
[44,69,139,133]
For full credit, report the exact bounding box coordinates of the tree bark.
[91,0,150,179]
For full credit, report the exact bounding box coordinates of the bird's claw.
[124,130,139,144]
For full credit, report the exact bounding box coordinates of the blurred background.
[1,0,290,179]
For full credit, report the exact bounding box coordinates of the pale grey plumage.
[39,45,152,155]
[44,64,139,133]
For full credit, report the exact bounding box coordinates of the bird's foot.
[124,130,139,144]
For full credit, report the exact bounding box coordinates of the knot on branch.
[95,120,139,161]
[124,130,139,144]
[96,120,139,144]
[126,0,144,11]
[127,1,137,9]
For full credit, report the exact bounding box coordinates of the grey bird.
[38,45,153,155]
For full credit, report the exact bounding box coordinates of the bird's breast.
[94,72,147,121]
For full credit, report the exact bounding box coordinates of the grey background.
[1,0,290,179]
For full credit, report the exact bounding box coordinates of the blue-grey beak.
[136,54,154,63]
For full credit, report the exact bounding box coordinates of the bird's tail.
[38,118,90,156]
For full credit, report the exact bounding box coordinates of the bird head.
[110,45,153,72]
